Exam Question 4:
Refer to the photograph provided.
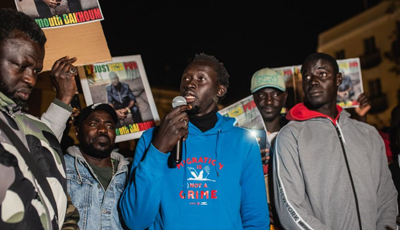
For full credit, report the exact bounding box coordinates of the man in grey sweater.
[273,52,398,229]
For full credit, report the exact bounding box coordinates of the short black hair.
[192,53,230,90]
[301,52,339,75]
[0,8,46,47]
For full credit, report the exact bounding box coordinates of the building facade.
[318,0,400,129]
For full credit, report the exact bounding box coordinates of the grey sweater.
[273,103,398,230]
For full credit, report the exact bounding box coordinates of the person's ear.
[217,85,227,98]
[336,72,342,87]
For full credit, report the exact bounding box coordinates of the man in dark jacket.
[106,71,142,127]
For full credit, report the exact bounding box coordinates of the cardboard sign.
[42,21,111,71]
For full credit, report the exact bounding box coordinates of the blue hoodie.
[119,113,269,230]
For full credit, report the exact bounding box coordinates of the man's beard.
[113,82,122,90]
[0,80,29,112]
[12,97,29,112]
[79,136,113,159]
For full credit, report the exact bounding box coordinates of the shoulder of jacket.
[343,118,380,138]
[279,119,307,132]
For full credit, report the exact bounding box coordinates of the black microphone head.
[172,96,187,108]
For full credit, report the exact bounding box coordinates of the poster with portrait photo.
[15,0,104,29]
[78,55,160,143]
[218,95,269,151]
[336,58,363,108]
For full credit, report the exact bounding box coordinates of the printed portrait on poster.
[336,58,363,108]
[78,55,160,142]
[15,0,104,28]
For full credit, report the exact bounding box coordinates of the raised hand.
[355,92,371,117]
[42,0,59,8]
[50,56,78,105]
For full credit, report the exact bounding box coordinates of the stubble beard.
[0,80,29,112]
[79,136,113,159]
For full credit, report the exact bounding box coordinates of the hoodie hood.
[66,145,130,171]
[286,103,343,126]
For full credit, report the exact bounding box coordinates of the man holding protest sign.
[0,8,80,230]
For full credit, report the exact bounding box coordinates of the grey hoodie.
[273,103,398,230]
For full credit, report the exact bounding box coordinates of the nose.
[265,94,273,105]
[309,75,319,87]
[22,70,37,87]
[97,123,108,134]
[184,77,196,89]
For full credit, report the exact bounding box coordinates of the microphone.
[172,96,187,164]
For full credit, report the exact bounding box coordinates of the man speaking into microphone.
[119,53,269,230]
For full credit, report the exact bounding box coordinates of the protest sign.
[78,55,160,142]
[15,0,103,28]
[218,95,269,151]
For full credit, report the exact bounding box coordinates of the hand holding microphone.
[152,96,191,160]
[172,96,187,164]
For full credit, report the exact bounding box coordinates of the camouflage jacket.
[0,92,79,230]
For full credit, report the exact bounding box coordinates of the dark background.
[0,0,380,106]
[97,0,381,106]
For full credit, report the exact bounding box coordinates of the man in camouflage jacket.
[0,8,80,230]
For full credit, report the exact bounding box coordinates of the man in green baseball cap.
[251,67,288,153]
[251,67,288,229]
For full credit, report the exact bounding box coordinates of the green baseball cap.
[250,68,286,93]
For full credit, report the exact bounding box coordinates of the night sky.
[97,0,378,105]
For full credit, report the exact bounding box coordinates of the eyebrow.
[302,65,330,74]
[88,118,114,124]
[316,66,329,70]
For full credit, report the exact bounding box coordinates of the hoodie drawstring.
[215,130,221,177]
[182,140,188,199]
[74,155,83,184]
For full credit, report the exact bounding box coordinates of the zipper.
[334,124,362,230]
